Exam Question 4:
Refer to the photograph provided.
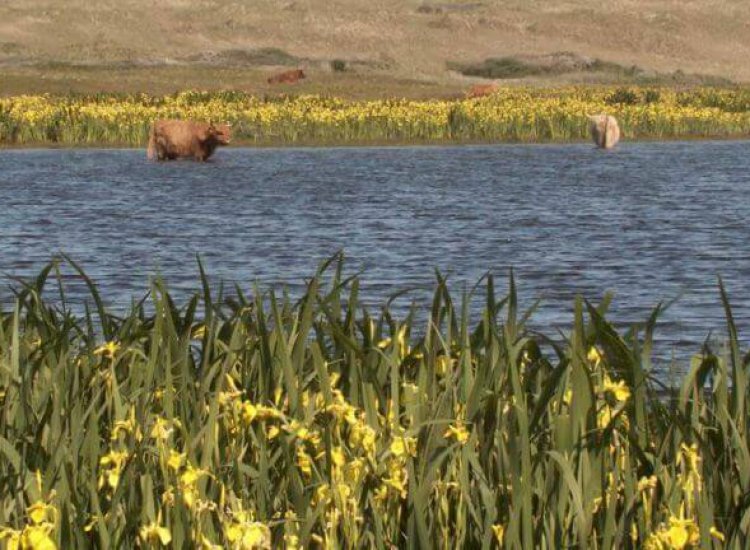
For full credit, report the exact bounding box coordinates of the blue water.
[1,142,750,366]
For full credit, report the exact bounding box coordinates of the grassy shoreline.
[0,257,748,547]
[2,133,750,151]
[2,87,750,148]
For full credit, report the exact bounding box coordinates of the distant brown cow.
[467,83,499,98]
[147,120,232,162]
[588,114,621,149]
[267,69,306,85]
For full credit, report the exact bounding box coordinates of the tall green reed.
[0,256,747,548]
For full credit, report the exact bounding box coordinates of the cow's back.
[148,119,229,161]
[152,120,206,158]
[604,117,621,148]
[154,120,203,147]
[589,115,620,149]
[268,69,305,84]
[467,84,499,98]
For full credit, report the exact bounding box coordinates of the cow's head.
[207,122,232,146]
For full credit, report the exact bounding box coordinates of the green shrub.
[330,59,347,72]
[606,87,640,105]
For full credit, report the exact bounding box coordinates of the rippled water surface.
[2,143,750,366]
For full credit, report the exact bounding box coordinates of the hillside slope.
[1,0,749,96]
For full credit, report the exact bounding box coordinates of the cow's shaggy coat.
[147,120,231,161]
[588,114,621,149]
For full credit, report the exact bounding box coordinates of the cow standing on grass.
[267,69,306,84]
[467,83,499,98]
[589,114,621,149]
[147,120,232,161]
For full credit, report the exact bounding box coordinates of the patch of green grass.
[450,54,734,87]
[330,59,347,72]
[449,56,551,79]
[447,53,634,79]
[187,47,302,67]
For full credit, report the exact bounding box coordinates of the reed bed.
[2,87,750,147]
[0,256,748,548]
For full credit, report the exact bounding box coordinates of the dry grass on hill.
[1,0,749,96]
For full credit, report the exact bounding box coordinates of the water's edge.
[2,141,749,370]
[2,134,749,151]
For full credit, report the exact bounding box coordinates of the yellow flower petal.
[492,524,505,546]
[21,525,56,550]
[26,502,52,525]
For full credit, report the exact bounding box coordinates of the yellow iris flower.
[139,521,172,546]
[93,341,120,359]
[443,421,471,445]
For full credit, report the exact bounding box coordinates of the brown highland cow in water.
[267,69,306,84]
[588,114,621,149]
[147,120,232,161]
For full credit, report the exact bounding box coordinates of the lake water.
[1,142,749,367]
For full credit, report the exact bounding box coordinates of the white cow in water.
[588,115,621,149]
